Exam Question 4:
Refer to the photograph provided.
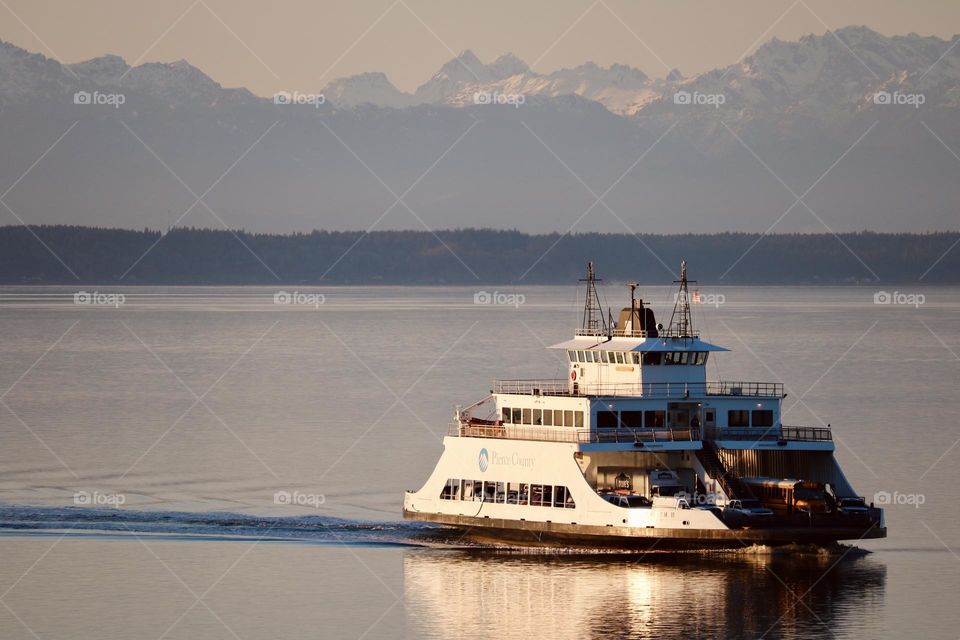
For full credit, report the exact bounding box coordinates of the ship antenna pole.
[580,262,607,335]
[667,260,697,339]
[626,282,639,336]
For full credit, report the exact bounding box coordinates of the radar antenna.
[580,262,607,335]
[667,260,697,338]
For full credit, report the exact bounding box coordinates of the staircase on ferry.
[696,441,757,501]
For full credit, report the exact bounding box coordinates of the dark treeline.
[0,225,957,285]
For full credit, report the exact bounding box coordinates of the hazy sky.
[2,0,959,94]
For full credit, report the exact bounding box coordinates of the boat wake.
[0,506,873,558]
[0,505,463,547]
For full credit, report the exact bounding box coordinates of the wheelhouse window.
[615,352,625,364]
[752,409,774,427]
[567,350,576,362]
[642,352,662,366]
[728,410,750,427]
[694,352,708,365]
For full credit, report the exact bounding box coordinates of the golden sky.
[2,0,959,94]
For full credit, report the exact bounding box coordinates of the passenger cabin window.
[644,410,666,428]
[596,411,618,429]
[498,407,584,427]
[752,409,774,427]
[621,411,643,428]
[441,480,576,508]
[728,410,750,427]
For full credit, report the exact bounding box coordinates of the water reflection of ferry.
[403,262,886,548]
[404,550,887,639]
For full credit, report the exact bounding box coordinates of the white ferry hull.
[402,437,884,549]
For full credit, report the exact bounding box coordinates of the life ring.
[570,370,577,381]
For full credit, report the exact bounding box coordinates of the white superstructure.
[403,262,886,548]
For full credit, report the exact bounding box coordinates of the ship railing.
[492,379,784,398]
[449,422,701,444]
[713,425,833,442]
[492,379,570,396]
[449,423,579,443]
[579,426,700,444]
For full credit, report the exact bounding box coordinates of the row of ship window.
[595,409,774,428]
[567,350,709,366]
[501,407,585,428]
[439,479,577,508]
[499,408,775,429]
[729,409,774,427]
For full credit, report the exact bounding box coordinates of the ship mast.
[667,260,696,338]
[580,262,607,335]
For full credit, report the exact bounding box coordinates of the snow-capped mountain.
[318,26,960,121]
[322,72,413,108]
[412,51,530,104]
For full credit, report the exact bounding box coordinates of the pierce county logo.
[478,448,489,473]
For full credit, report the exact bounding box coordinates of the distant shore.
[1,225,957,285]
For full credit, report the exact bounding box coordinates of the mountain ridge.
[0,28,958,235]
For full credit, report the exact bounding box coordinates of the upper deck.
[452,262,833,451]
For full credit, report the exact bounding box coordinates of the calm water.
[0,285,958,639]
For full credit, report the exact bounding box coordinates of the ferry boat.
[403,263,887,549]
